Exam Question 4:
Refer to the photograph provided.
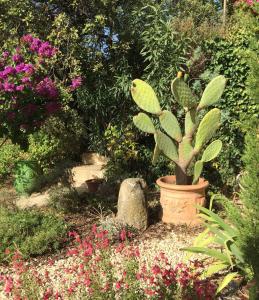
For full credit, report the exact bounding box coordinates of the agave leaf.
[216,272,239,294]
[229,243,245,263]
[131,79,161,114]
[196,205,239,237]
[133,113,156,134]
[182,246,230,263]
[202,140,222,162]
[159,110,182,142]
[205,263,229,277]
[198,75,226,109]
[156,131,178,162]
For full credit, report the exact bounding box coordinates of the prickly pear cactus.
[131,74,226,185]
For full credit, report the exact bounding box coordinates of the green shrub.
[0,140,24,181]
[28,110,85,172]
[0,207,68,261]
[221,120,259,298]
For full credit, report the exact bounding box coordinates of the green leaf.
[156,131,178,162]
[131,79,161,114]
[201,140,222,162]
[133,112,156,134]
[182,246,230,263]
[196,205,239,237]
[159,110,182,142]
[205,263,229,277]
[216,272,239,294]
[198,75,226,109]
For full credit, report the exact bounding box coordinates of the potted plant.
[131,73,226,225]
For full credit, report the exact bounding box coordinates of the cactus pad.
[185,109,197,136]
[198,75,226,109]
[156,131,178,162]
[152,143,161,165]
[171,77,197,108]
[201,140,222,162]
[159,110,182,142]
[192,160,203,184]
[195,108,221,151]
[133,112,156,134]
[180,138,193,163]
[131,79,161,114]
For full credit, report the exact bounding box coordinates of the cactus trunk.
[175,164,189,185]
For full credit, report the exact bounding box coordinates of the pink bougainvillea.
[0,34,82,139]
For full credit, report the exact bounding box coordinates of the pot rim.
[156,175,209,191]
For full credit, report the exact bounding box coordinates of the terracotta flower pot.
[156,175,209,226]
[86,179,102,193]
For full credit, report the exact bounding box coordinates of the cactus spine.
[131,75,226,185]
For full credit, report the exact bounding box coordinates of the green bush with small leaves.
[0,141,24,181]
[0,207,68,262]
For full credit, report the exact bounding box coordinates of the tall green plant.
[131,73,226,185]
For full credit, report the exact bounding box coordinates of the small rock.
[16,192,49,209]
[117,178,148,231]
[81,152,109,165]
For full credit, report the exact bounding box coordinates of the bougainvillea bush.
[0,226,217,300]
[0,34,82,145]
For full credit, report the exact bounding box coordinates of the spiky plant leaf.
[131,79,161,114]
[193,160,203,184]
[198,75,226,109]
[171,77,197,108]
[133,113,156,134]
[195,108,221,151]
[152,143,161,165]
[156,131,178,162]
[205,263,229,277]
[216,273,239,294]
[202,140,222,162]
[159,110,182,142]
[182,246,230,263]
[185,109,197,136]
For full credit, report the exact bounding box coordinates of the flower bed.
[0,225,216,299]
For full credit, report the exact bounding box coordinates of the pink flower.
[70,76,82,90]
[152,265,161,275]
[21,76,31,84]
[23,63,34,75]
[3,277,13,294]
[30,37,42,52]
[12,54,24,63]
[16,84,25,91]
[120,228,127,241]
[21,34,34,44]
[2,51,9,59]
[3,66,16,76]
[36,77,59,99]
[15,63,26,73]
[115,281,122,289]
[38,42,57,58]
[3,81,15,92]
